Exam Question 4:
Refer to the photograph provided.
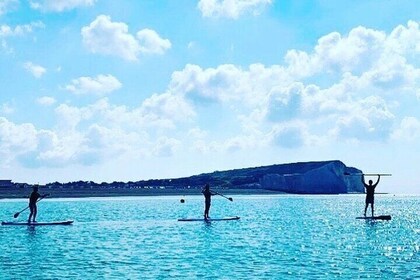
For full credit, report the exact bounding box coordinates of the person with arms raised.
[362,174,380,217]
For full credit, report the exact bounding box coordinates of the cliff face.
[37,160,364,195]
[259,160,364,194]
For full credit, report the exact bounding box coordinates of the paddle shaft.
[363,174,392,176]
[213,191,233,201]
[345,173,392,176]
[14,196,47,218]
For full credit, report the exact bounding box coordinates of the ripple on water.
[0,195,419,279]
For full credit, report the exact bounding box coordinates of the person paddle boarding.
[362,174,380,217]
[28,186,49,223]
[202,184,215,220]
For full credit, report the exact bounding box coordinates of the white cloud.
[387,20,420,54]
[166,21,420,147]
[81,15,139,61]
[188,127,208,139]
[169,63,291,105]
[169,22,420,148]
[0,117,39,167]
[86,124,144,152]
[198,0,272,19]
[266,83,303,122]
[1,21,45,52]
[64,74,122,95]
[3,21,420,170]
[0,0,18,15]
[138,92,196,129]
[331,96,395,142]
[30,0,95,12]
[285,20,420,81]
[81,15,171,61]
[136,28,171,54]
[37,96,56,106]
[285,26,386,77]
[23,62,46,78]
[269,122,308,148]
[1,103,14,114]
[153,137,181,157]
[391,117,420,141]
[0,95,195,167]
[0,21,45,37]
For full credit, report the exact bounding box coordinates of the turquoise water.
[0,194,419,279]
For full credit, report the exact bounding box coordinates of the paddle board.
[178,216,240,222]
[1,220,74,226]
[356,215,391,220]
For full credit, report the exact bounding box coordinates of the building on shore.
[0,180,13,188]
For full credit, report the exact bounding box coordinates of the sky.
[0,0,419,193]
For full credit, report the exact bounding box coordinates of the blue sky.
[0,0,419,193]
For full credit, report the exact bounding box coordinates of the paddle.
[13,194,49,218]
[213,191,233,202]
[344,172,392,176]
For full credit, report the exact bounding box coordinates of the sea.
[0,194,419,279]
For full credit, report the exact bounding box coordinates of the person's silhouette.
[201,184,214,219]
[28,186,49,223]
[362,175,380,217]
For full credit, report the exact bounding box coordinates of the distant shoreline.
[0,188,289,199]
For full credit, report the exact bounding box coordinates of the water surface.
[1,194,419,279]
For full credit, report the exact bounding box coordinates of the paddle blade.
[228,197,233,202]
[13,212,20,218]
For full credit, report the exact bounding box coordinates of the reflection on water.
[26,226,37,237]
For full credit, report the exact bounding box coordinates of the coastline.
[0,188,286,199]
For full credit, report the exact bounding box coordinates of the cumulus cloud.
[285,27,386,78]
[169,63,291,105]
[136,28,171,54]
[30,0,95,12]
[138,92,196,129]
[331,96,395,141]
[81,15,171,61]
[269,123,308,148]
[81,15,139,61]
[285,20,420,81]
[86,124,144,153]
[198,0,272,19]
[3,21,420,169]
[23,62,46,78]
[0,95,193,167]
[266,83,303,122]
[64,74,122,95]
[37,96,56,106]
[166,21,420,149]
[153,137,181,157]
[0,117,39,166]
